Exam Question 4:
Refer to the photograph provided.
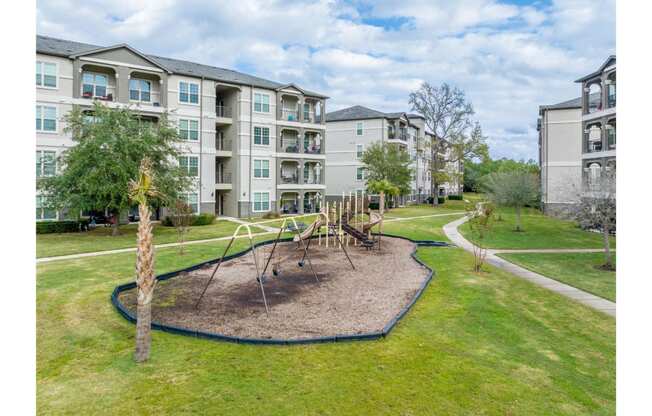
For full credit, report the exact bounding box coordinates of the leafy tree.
[408,82,489,204]
[367,179,399,210]
[130,158,159,363]
[465,201,495,272]
[482,170,540,231]
[361,142,412,203]
[464,158,539,192]
[572,168,616,270]
[39,103,191,235]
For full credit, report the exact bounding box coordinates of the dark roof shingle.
[326,105,410,122]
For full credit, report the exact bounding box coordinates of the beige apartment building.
[324,105,461,204]
[537,55,616,217]
[36,35,328,220]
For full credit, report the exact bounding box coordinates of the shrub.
[438,197,446,204]
[262,212,280,219]
[36,220,89,234]
[162,213,215,227]
[369,202,380,210]
[448,194,463,201]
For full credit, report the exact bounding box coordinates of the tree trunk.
[134,203,155,363]
[111,221,120,236]
[602,225,613,268]
[515,206,522,232]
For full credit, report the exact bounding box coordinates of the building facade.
[575,56,616,192]
[324,105,441,204]
[36,35,328,221]
[537,97,583,216]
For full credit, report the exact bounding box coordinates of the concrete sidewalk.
[443,216,616,317]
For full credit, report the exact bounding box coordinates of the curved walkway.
[443,216,616,317]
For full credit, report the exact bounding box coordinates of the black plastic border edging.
[111,234,450,346]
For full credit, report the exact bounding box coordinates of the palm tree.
[129,158,160,363]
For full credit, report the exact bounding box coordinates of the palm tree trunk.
[134,203,155,363]
[515,206,522,232]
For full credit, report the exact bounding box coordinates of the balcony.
[215,170,232,190]
[81,68,116,102]
[279,131,300,153]
[280,161,300,184]
[216,105,233,118]
[304,162,324,185]
[216,136,232,157]
[304,132,323,154]
[281,108,299,122]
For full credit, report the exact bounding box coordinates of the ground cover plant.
[37,215,615,415]
[497,252,616,302]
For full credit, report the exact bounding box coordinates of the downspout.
[248,84,254,219]
[200,76,204,214]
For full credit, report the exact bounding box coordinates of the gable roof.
[325,105,411,122]
[539,96,582,112]
[575,55,616,83]
[68,43,172,73]
[36,35,327,98]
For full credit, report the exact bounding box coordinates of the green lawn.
[497,252,616,302]
[380,214,465,241]
[37,216,615,414]
[459,207,616,249]
[36,220,265,258]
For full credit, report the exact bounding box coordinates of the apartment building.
[36,35,327,221]
[576,56,616,191]
[538,97,583,216]
[324,105,434,204]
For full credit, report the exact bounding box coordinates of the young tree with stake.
[482,170,540,232]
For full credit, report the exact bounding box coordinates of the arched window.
[588,83,602,113]
[606,72,616,108]
[588,162,602,190]
[607,119,616,150]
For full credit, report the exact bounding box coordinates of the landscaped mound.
[114,236,434,343]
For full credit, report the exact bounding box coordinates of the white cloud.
[36,0,615,160]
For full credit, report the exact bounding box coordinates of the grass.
[37,215,614,415]
[36,220,266,258]
[380,214,465,241]
[459,207,616,250]
[497,252,616,302]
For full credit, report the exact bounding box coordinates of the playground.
[117,235,430,340]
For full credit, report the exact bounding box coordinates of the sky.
[36,0,615,161]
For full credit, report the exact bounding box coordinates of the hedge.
[162,213,216,227]
[36,220,89,234]
[447,194,464,201]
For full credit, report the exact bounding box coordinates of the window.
[36,105,57,132]
[179,81,199,104]
[356,122,363,136]
[178,156,199,177]
[254,93,270,113]
[253,159,270,178]
[36,195,57,220]
[303,103,310,121]
[36,61,57,88]
[82,72,108,98]
[607,120,616,149]
[253,126,270,145]
[182,193,199,214]
[356,167,365,181]
[36,151,56,177]
[253,192,270,212]
[179,119,199,141]
[129,79,151,102]
[356,144,364,159]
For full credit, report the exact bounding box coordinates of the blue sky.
[36,0,615,161]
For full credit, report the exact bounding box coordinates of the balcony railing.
[304,143,322,154]
[281,139,300,153]
[81,87,115,102]
[216,138,232,152]
[216,105,232,118]
[281,109,299,122]
[587,140,602,153]
[304,175,323,185]
[216,171,232,184]
[280,170,299,184]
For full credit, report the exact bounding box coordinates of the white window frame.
[181,192,199,214]
[356,144,364,159]
[178,155,199,177]
[253,159,270,179]
[36,61,58,89]
[129,78,152,102]
[36,150,56,177]
[178,118,199,141]
[253,191,271,212]
[356,122,364,136]
[82,71,109,99]
[36,105,57,133]
[179,81,200,105]
[254,93,271,113]
[36,195,58,221]
[253,126,270,146]
[356,167,365,181]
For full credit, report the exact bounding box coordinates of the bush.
[162,213,215,227]
[448,194,463,201]
[369,202,380,210]
[438,196,446,204]
[36,220,89,234]
[262,212,280,219]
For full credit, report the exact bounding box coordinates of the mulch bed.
[118,236,430,340]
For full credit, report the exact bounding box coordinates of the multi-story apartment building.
[36,35,328,221]
[323,105,434,204]
[538,97,583,216]
[576,56,616,191]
